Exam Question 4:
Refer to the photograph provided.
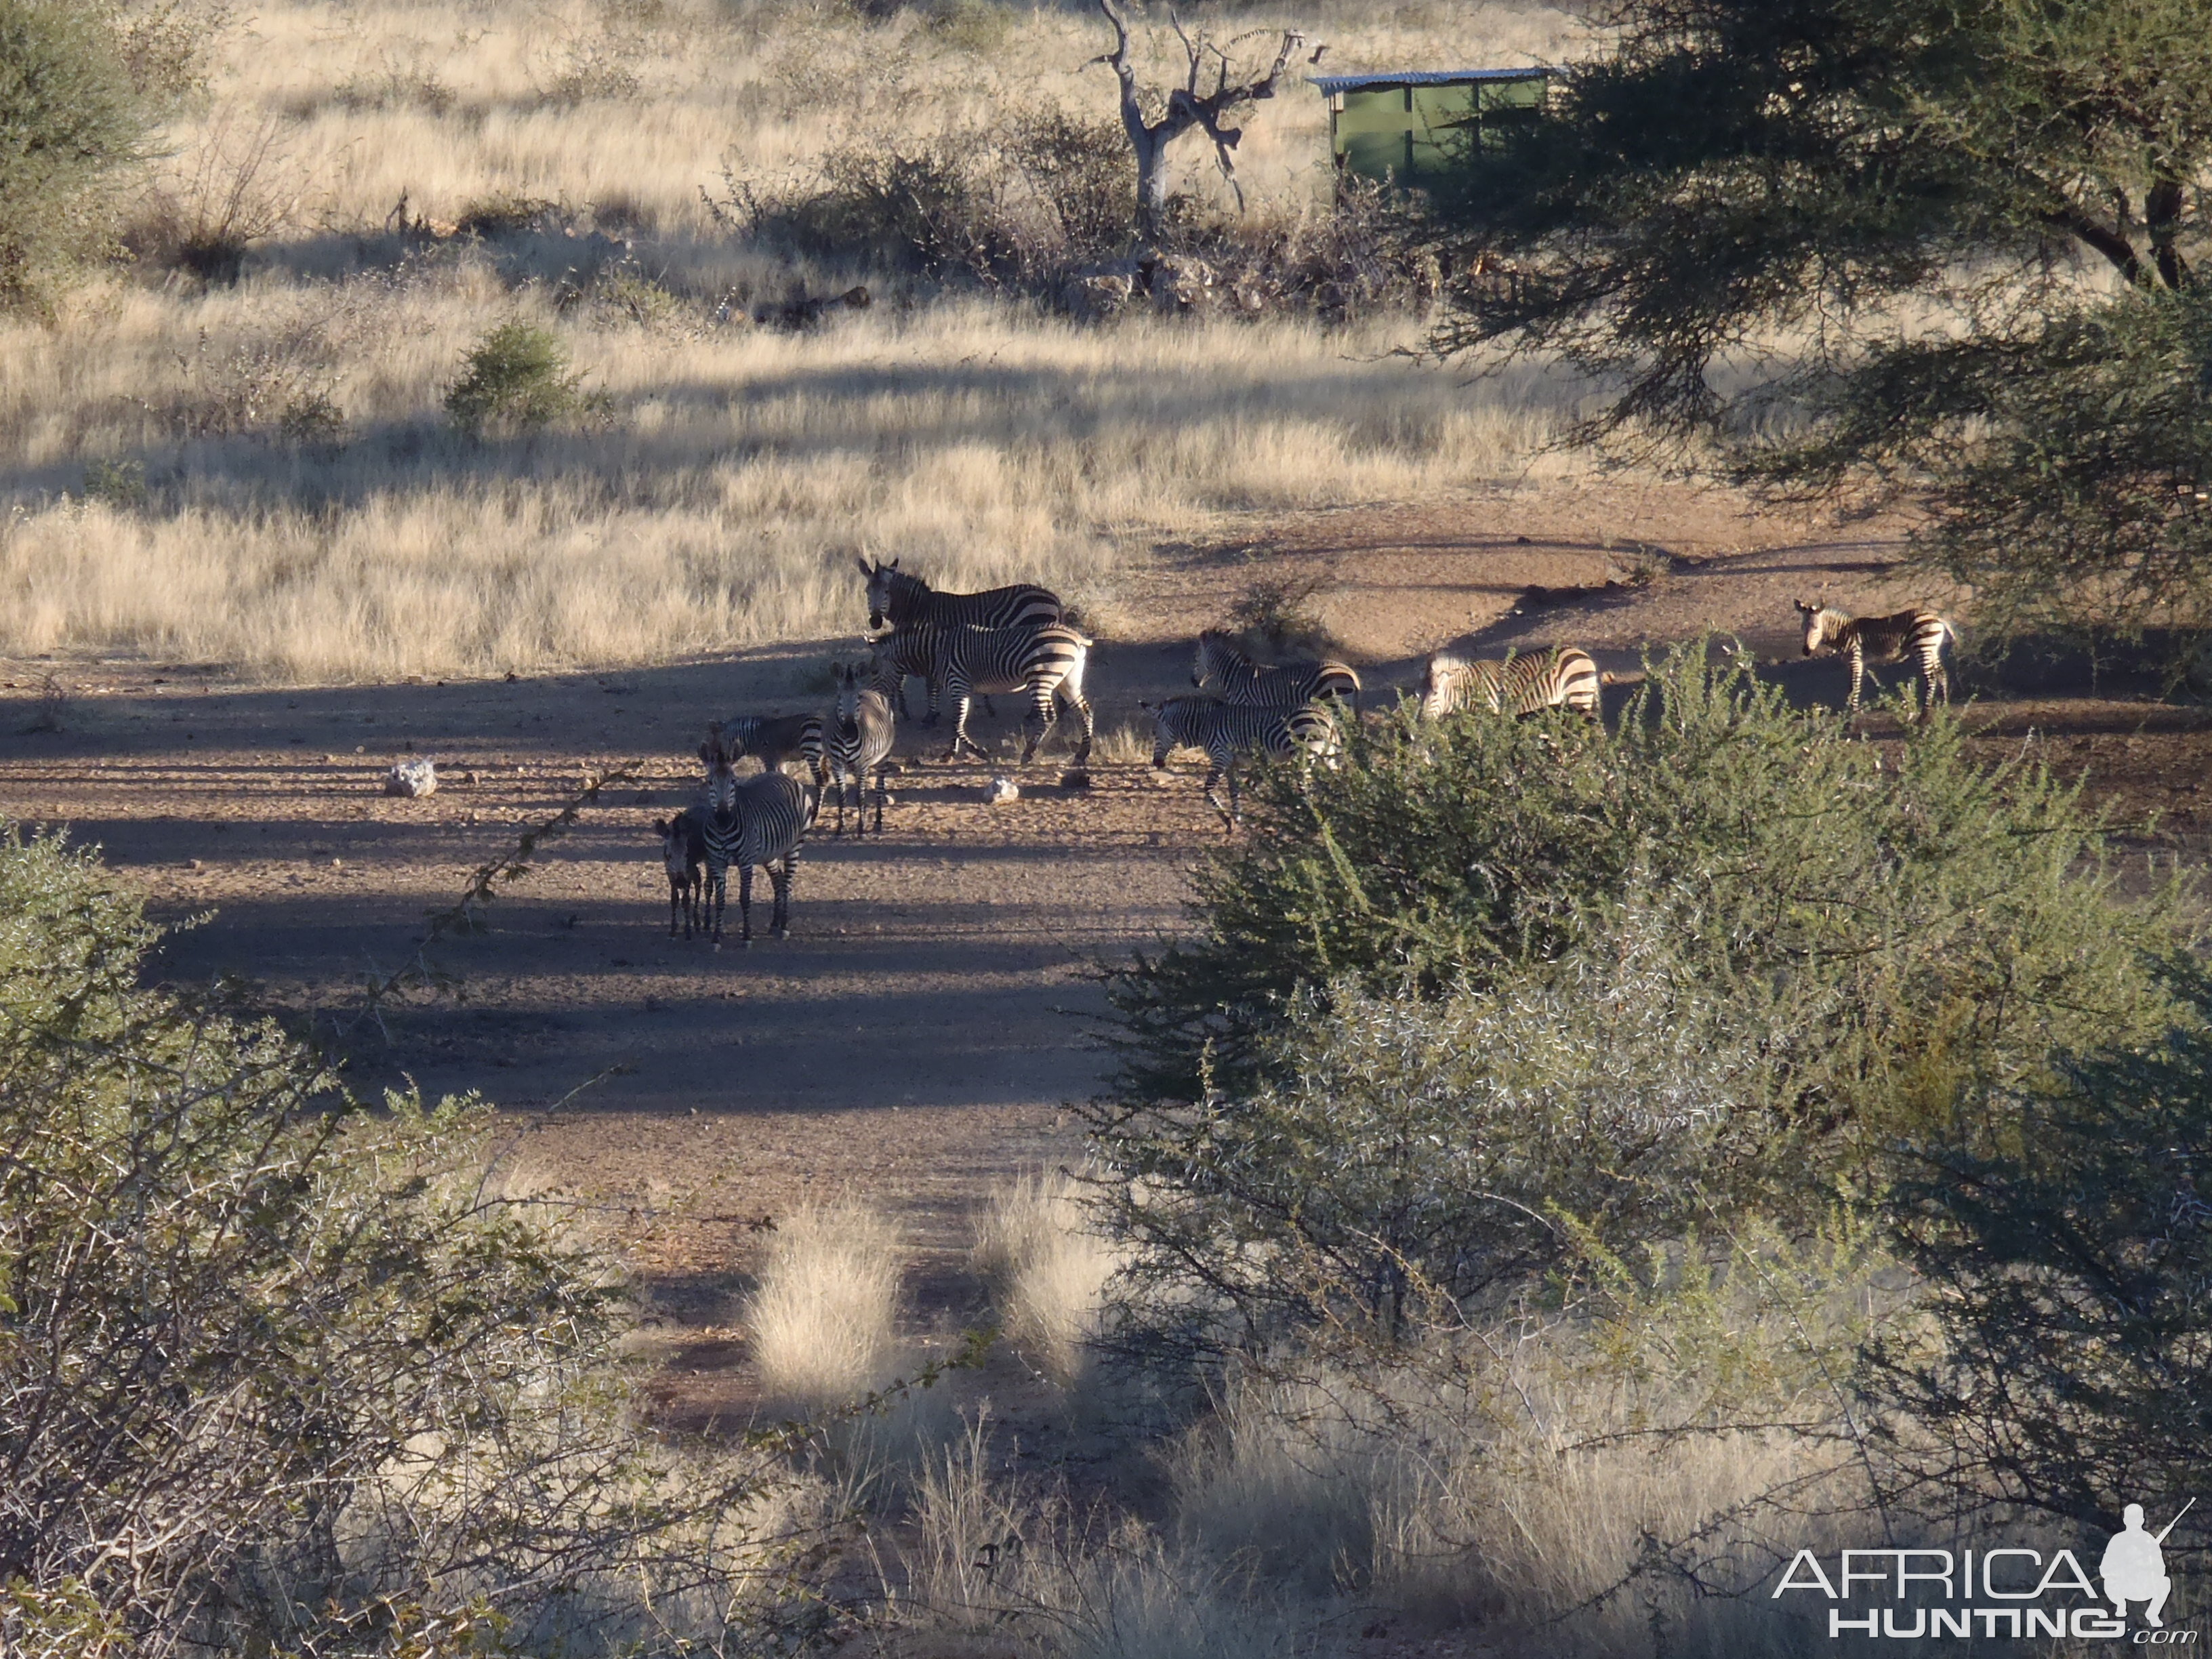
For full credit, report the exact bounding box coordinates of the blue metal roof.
[1309,68,1552,95]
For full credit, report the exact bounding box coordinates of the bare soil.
[5,478,2209,1647]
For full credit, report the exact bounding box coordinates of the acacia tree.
[1089,0,1312,243]
[1429,0,2212,646]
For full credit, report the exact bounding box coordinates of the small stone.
[187,859,203,870]
[329,857,343,869]
[983,776,1019,805]
[384,758,438,798]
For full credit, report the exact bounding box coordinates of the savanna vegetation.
[9,1,2212,1656]
[1434,0,2212,655]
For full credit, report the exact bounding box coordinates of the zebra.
[1143,694,1338,831]
[717,712,826,777]
[825,661,895,835]
[860,557,1061,718]
[1795,600,1957,716]
[1420,646,1601,720]
[652,808,705,939]
[860,555,1062,634]
[1191,630,1361,712]
[867,621,1094,766]
[698,727,817,949]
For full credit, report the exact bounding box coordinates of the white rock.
[983,775,1019,805]
[385,758,438,798]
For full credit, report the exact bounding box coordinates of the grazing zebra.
[1795,600,1957,716]
[1144,694,1338,830]
[718,712,826,777]
[826,662,895,836]
[867,622,1094,766]
[1191,630,1361,711]
[698,729,817,949]
[652,808,705,939]
[1420,646,1601,720]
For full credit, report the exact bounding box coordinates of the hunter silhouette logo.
[2105,1500,2194,1629]
[1771,1498,2198,1641]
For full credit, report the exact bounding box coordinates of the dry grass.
[970,1170,1126,1389]
[1167,1342,1878,1656]
[0,0,1610,684]
[903,1414,1305,1659]
[0,285,1594,680]
[742,1202,906,1410]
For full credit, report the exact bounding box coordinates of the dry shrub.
[127,109,304,283]
[971,1171,1124,1389]
[745,1203,907,1408]
[1221,569,1336,658]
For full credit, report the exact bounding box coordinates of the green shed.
[1311,68,1551,184]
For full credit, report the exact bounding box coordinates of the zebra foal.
[1795,601,1956,716]
[867,622,1094,766]
[1191,630,1361,711]
[1420,647,1601,720]
[1144,694,1338,831]
[826,662,895,835]
[652,808,705,939]
[698,727,817,948]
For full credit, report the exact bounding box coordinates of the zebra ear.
[857,556,872,577]
[652,817,670,836]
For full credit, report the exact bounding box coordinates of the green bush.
[1868,963,2212,1554]
[443,319,595,436]
[0,826,815,1656]
[1094,647,2194,1329]
[0,0,149,308]
[1096,902,1816,1334]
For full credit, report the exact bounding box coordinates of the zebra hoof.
[772,926,789,940]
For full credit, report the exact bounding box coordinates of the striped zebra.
[1420,646,1601,720]
[652,808,705,939]
[718,712,826,777]
[1795,600,1957,716]
[861,557,1061,718]
[1144,694,1338,831]
[867,621,1094,766]
[861,556,1062,633]
[826,662,895,836]
[1191,630,1361,711]
[698,728,817,948]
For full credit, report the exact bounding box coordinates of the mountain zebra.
[1420,647,1601,720]
[698,728,817,948]
[1795,601,1957,716]
[867,622,1094,766]
[860,556,1062,634]
[1144,694,1339,831]
[718,712,826,777]
[652,808,704,939]
[1191,630,1361,711]
[826,662,895,836]
[861,557,1061,718]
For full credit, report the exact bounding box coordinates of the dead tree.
[1090,0,1313,243]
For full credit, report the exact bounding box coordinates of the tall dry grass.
[0,0,1607,684]
[742,1202,906,1409]
[970,1170,1126,1389]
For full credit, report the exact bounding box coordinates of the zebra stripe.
[718,712,827,777]
[1145,693,1338,830]
[698,728,817,948]
[868,621,1094,766]
[1420,647,1601,720]
[1191,630,1361,711]
[1795,601,1955,715]
[827,662,895,836]
[860,556,1062,634]
[653,808,705,939]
